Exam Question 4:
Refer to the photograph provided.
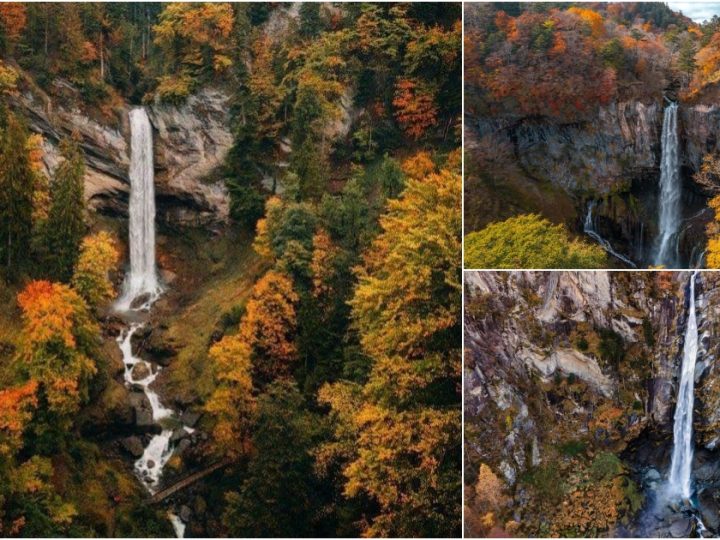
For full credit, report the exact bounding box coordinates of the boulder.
[131,362,152,381]
[144,330,177,366]
[78,379,134,433]
[130,293,153,311]
[179,505,192,523]
[174,438,191,457]
[120,436,144,458]
[102,338,125,377]
[669,517,693,538]
[160,269,177,286]
[129,391,159,433]
[171,428,189,443]
[698,490,720,532]
[181,410,202,428]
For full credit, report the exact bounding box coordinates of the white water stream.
[114,107,187,537]
[119,325,175,489]
[654,102,681,268]
[583,201,637,268]
[668,270,699,500]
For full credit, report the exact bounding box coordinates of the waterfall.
[654,102,681,268]
[668,270,699,500]
[115,107,161,311]
[114,109,188,538]
[583,201,637,268]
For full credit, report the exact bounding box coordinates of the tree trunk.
[99,33,105,80]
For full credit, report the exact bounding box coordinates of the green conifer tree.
[44,138,85,281]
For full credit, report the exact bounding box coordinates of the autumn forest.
[0,2,460,538]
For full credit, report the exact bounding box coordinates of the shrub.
[590,452,623,482]
[464,214,606,269]
[558,439,587,457]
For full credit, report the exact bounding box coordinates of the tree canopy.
[465,214,607,269]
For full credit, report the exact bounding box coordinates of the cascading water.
[115,107,161,311]
[668,270,699,500]
[654,102,681,268]
[115,108,189,538]
[583,201,637,268]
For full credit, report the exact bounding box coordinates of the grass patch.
[162,227,268,403]
[523,463,565,504]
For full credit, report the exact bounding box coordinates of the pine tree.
[0,113,35,280]
[44,138,86,282]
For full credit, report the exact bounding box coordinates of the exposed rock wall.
[471,98,720,196]
[148,88,232,224]
[464,271,720,489]
[681,104,720,172]
[471,101,660,195]
[12,76,232,225]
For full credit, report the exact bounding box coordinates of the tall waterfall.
[115,107,160,311]
[654,102,681,268]
[583,201,637,268]
[113,108,188,537]
[668,270,699,500]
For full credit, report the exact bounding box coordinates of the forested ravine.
[464,271,720,537]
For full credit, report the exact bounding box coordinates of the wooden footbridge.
[149,458,233,504]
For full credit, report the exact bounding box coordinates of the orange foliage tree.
[392,78,438,139]
[0,381,37,458]
[16,281,98,420]
[206,270,299,458]
[0,3,26,50]
[239,271,299,382]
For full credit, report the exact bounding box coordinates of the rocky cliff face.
[472,99,720,196]
[464,271,720,535]
[12,75,232,225]
[471,100,660,195]
[682,104,720,172]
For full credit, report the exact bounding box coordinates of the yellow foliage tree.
[568,7,605,39]
[72,231,119,308]
[205,335,255,458]
[239,271,299,382]
[320,158,461,537]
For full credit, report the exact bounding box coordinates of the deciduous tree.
[16,280,97,421]
[72,231,119,308]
